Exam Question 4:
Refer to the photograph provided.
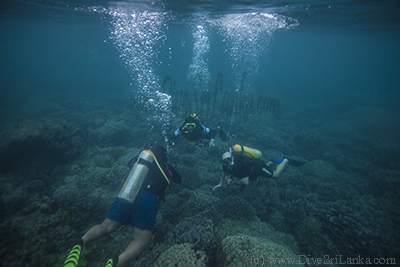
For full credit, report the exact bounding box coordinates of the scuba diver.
[213,144,304,190]
[63,146,181,267]
[171,113,228,147]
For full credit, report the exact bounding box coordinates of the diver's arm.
[201,125,216,146]
[212,171,225,191]
[231,177,249,185]
[201,125,212,139]
[171,128,180,139]
[170,128,181,146]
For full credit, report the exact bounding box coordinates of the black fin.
[218,128,228,141]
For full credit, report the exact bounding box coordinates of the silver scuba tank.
[117,150,154,203]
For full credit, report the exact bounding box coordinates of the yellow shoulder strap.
[146,150,170,185]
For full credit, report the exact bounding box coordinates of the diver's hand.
[209,140,215,147]
[225,175,234,185]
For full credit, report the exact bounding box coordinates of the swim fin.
[105,253,119,267]
[63,239,83,267]
[275,157,305,167]
[218,127,229,141]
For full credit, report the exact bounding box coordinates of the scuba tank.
[117,150,154,203]
[232,144,262,159]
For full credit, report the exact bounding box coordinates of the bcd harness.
[146,150,170,185]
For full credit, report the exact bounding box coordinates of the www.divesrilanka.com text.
[250,255,396,266]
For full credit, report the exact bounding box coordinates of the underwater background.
[1,0,399,266]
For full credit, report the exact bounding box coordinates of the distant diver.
[170,113,228,148]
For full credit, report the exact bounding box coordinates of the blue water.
[1,0,399,121]
[1,0,400,266]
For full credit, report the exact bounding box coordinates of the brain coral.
[165,214,215,252]
[218,234,299,267]
[217,195,257,221]
[188,189,219,210]
[153,243,208,267]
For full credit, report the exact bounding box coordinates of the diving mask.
[222,157,233,172]
[185,123,196,130]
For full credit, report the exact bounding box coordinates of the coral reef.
[89,119,133,147]
[1,196,77,267]
[165,214,215,252]
[159,194,188,225]
[188,189,219,210]
[240,179,280,216]
[107,163,130,188]
[291,131,326,160]
[217,195,257,221]
[301,160,338,181]
[153,243,208,267]
[272,163,400,261]
[218,234,299,267]
[0,118,85,173]
[1,93,399,267]
[215,219,299,255]
[292,216,326,258]
[316,200,397,259]
[51,173,114,215]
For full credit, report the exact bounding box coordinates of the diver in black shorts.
[214,145,290,190]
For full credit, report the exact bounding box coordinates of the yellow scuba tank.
[117,150,154,203]
[232,144,262,159]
